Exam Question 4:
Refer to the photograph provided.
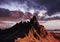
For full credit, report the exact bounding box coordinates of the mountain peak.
[0,16,59,42]
[32,16,37,21]
[0,16,51,42]
[12,16,48,38]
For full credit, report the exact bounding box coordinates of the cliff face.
[0,16,59,42]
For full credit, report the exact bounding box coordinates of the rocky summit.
[0,16,59,42]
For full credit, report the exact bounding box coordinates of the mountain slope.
[15,16,59,42]
[0,16,59,42]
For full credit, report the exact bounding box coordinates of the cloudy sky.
[0,0,60,30]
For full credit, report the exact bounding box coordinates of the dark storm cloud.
[0,0,60,16]
[0,0,42,9]
[0,0,27,4]
[32,0,60,16]
[46,0,60,16]
[0,0,10,4]
[0,8,10,17]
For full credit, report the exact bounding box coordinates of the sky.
[0,0,60,30]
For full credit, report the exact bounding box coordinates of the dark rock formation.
[0,16,48,42]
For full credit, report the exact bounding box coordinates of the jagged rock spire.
[32,16,37,21]
[30,16,39,26]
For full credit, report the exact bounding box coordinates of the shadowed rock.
[0,16,48,42]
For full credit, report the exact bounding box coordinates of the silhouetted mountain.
[0,16,59,42]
